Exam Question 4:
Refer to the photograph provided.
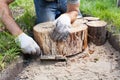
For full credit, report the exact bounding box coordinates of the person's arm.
[0,0,23,36]
[65,0,80,23]
[0,0,41,54]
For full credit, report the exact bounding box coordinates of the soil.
[15,41,120,80]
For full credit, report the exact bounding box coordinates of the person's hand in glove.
[15,33,41,54]
[50,14,71,41]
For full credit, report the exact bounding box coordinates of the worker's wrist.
[12,30,23,37]
[60,14,71,23]
[17,32,26,39]
[15,32,29,45]
[64,12,78,23]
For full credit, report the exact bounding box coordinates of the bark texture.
[33,19,88,56]
[86,21,107,45]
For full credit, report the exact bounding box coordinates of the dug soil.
[15,41,120,80]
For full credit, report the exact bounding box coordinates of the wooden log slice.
[86,21,107,45]
[76,18,88,24]
[33,19,88,56]
[84,17,100,21]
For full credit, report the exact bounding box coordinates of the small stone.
[55,62,67,67]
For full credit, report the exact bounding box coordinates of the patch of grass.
[80,0,120,30]
[0,32,20,70]
[10,0,36,34]
[15,10,36,34]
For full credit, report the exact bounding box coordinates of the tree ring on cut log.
[86,21,107,27]
[75,18,88,24]
[84,17,100,21]
[86,20,107,45]
[33,19,88,56]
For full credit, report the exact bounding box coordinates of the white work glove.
[15,33,41,54]
[50,14,71,41]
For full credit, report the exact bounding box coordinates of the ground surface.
[15,41,120,80]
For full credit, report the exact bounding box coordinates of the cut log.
[84,17,100,21]
[33,19,88,56]
[86,21,107,45]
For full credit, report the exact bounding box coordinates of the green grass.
[0,32,20,70]
[10,0,36,33]
[80,0,120,31]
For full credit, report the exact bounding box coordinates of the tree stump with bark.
[33,19,88,56]
[86,20,107,45]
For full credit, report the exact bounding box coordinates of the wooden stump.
[86,21,107,45]
[33,19,88,56]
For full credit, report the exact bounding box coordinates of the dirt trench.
[15,41,120,80]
